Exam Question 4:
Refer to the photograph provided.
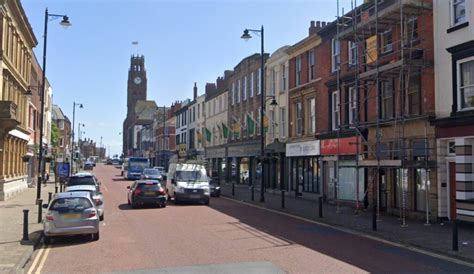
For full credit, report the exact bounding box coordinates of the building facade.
[0,0,38,200]
[187,83,206,161]
[432,0,474,222]
[51,104,71,164]
[204,73,230,181]
[175,99,190,159]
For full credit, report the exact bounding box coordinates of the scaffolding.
[333,0,435,226]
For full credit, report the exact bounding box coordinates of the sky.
[21,0,356,157]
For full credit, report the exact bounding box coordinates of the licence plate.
[189,194,200,199]
[144,192,155,196]
[63,213,81,219]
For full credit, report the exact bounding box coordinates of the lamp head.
[25,87,33,96]
[60,16,72,28]
[270,98,278,106]
[241,29,252,41]
[79,104,83,108]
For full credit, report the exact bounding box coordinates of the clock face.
[134,76,142,85]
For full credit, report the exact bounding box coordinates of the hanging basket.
[22,155,32,162]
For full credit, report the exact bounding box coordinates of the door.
[379,170,387,211]
[449,162,457,220]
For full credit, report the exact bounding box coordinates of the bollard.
[453,219,459,251]
[55,184,58,194]
[37,199,43,224]
[22,209,29,241]
[251,186,254,201]
[281,190,285,209]
[48,192,52,204]
[232,183,235,196]
[372,204,377,231]
[319,196,323,218]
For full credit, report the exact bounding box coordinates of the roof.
[52,105,65,121]
[53,191,91,199]
[72,172,94,177]
[135,180,161,184]
[65,185,96,192]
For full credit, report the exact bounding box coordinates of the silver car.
[43,191,100,244]
[65,185,105,221]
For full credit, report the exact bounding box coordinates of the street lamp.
[36,9,71,202]
[241,25,267,202]
[70,102,83,175]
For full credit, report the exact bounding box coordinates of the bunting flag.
[263,115,269,134]
[222,123,229,138]
[217,124,223,138]
[246,113,255,135]
[205,128,212,143]
[233,119,241,137]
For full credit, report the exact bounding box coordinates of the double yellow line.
[27,243,50,274]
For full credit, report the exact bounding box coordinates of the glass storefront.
[289,157,321,194]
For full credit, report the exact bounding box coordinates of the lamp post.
[70,102,83,175]
[241,25,268,203]
[36,9,71,201]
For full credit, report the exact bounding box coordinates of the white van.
[166,162,210,205]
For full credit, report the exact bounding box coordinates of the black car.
[209,178,221,197]
[127,180,166,208]
[66,173,101,191]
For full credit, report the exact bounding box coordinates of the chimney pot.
[316,21,321,28]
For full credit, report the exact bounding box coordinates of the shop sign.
[286,140,320,157]
[227,143,260,157]
[320,136,359,155]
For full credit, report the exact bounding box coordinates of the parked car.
[67,172,101,191]
[106,158,113,165]
[42,191,100,244]
[127,180,167,208]
[141,168,163,181]
[112,159,120,165]
[166,161,210,205]
[209,178,221,197]
[153,166,166,175]
[65,185,105,221]
[83,161,94,170]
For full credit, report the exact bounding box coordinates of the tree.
[51,123,59,148]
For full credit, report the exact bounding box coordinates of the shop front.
[286,140,321,197]
[320,136,365,205]
[205,146,226,184]
[226,141,260,186]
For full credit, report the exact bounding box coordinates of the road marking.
[27,245,45,274]
[221,196,474,269]
[35,245,51,273]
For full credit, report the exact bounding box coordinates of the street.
[26,164,474,273]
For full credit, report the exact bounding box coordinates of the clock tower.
[123,55,148,155]
[127,55,147,115]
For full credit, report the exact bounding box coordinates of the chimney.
[322,21,327,28]
[193,82,197,100]
[216,77,225,90]
[205,83,217,94]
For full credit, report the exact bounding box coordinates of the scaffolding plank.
[358,160,402,167]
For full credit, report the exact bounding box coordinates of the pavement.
[0,176,57,274]
[220,182,474,264]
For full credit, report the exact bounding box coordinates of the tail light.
[88,211,97,218]
[134,188,142,196]
[158,189,166,195]
[46,215,54,221]
[94,198,103,206]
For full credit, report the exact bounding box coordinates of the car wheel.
[204,199,210,205]
[92,232,100,241]
[127,198,131,205]
[43,235,51,245]
[100,214,104,221]
[131,199,138,209]
[162,203,167,208]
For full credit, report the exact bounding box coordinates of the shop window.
[381,80,394,119]
[457,57,474,110]
[415,167,428,212]
[453,0,466,25]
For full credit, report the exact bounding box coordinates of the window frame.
[331,90,340,130]
[331,39,340,72]
[381,79,395,119]
[279,107,286,138]
[281,64,287,92]
[348,86,357,126]
[295,101,303,136]
[457,56,474,111]
[243,76,248,101]
[453,0,466,26]
[296,56,302,86]
[380,29,393,54]
[250,72,255,97]
[231,82,236,105]
[308,98,316,133]
[308,50,315,80]
[348,41,358,66]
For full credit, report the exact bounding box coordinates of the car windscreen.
[138,183,161,191]
[67,177,96,187]
[175,170,207,181]
[143,169,160,175]
[50,197,93,212]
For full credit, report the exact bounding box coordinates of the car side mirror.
[42,204,49,209]
[126,186,130,189]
